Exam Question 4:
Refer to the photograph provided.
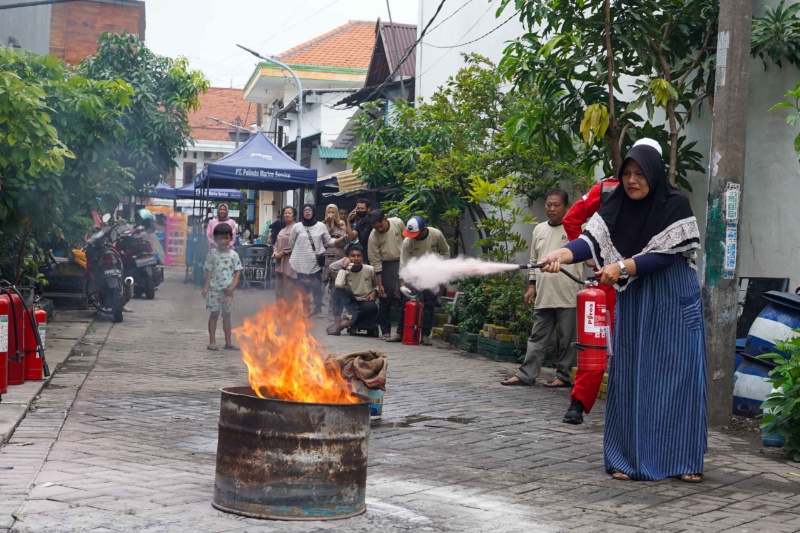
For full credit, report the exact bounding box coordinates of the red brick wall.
[50,1,145,64]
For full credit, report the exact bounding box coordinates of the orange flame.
[233,299,360,404]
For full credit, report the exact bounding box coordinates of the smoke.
[400,255,519,290]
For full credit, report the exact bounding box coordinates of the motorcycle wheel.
[85,278,112,314]
[111,289,124,323]
[143,268,155,300]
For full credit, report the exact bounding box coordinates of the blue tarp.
[192,132,317,191]
[140,180,178,200]
[175,182,245,201]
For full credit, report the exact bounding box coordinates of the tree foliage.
[350,55,581,254]
[751,0,800,70]
[79,33,209,191]
[770,82,800,163]
[497,0,717,188]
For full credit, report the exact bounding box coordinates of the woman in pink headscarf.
[206,203,237,249]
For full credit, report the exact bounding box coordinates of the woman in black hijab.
[539,141,707,483]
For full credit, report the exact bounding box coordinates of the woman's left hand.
[596,262,622,286]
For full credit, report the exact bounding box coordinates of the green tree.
[0,46,134,283]
[79,33,209,191]
[350,54,579,253]
[497,0,717,188]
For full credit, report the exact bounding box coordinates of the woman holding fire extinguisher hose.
[538,141,706,483]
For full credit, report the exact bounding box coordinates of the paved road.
[2,269,800,532]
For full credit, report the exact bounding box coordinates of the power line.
[359,0,449,105]
[426,0,475,34]
[421,10,519,49]
[417,0,499,81]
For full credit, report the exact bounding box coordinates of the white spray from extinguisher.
[400,255,520,290]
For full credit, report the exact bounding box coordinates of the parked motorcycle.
[115,223,160,299]
[80,215,133,323]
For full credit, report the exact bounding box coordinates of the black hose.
[519,263,595,285]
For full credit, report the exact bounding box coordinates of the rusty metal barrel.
[213,386,370,520]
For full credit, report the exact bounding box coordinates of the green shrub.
[455,274,533,338]
[759,330,800,461]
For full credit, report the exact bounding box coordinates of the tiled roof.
[318,146,348,159]
[276,20,375,70]
[188,88,256,142]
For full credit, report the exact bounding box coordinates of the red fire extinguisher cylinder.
[402,301,423,346]
[0,295,10,395]
[5,293,25,386]
[24,309,47,381]
[575,286,608,372]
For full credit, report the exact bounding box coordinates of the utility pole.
[701,1,752,427]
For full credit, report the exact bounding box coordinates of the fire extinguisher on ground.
[0,289,26,387]
[24,308,47,381]
[401,287,423,346]
[0,293,10,398]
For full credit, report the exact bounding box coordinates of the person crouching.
[327,244,379,335]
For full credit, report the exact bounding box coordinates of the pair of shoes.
[562,399,584,424]
[207,345,219,351]
[385,336,402,343]
[500,377,532,387]
[679,473,703,483]
[223,345,238,351]
[544,378,571,388]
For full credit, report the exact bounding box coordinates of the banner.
[165,212,188,266]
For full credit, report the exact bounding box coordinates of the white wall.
[0,0,51,55]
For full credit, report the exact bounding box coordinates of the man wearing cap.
[400,216,450,346]
[367,209,406,341]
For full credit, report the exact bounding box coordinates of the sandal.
[679,473,703,484]
[223,345,239,351]
[611,470,631,481]
[207,345,219,351]
[380,334,392,341]
[385,336,402,343]
[500,377,532,387]
[326,325,341,336]
[420,338,433,346]
[543,378,571,388]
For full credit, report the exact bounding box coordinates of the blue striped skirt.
[604,260,707,480]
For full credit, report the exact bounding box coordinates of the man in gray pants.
[501,189,583,388]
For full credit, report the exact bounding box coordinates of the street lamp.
[236,44,303,166]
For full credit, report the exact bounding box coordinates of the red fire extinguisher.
[24,309,47,381]
[574,286,609,371]
[0,294,9,396]
[2,291,25,386]
[402,300,423,346]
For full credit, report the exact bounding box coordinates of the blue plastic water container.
[744,291,800,357]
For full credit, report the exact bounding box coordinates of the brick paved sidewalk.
[2,268,800,532]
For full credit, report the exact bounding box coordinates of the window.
[183,162,197,184]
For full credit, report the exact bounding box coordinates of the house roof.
[188,88,256,142]
[318,146,348,159]
[337,20,418,108]
[276,20,376,69]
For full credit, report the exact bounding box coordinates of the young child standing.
[202,224,242,351]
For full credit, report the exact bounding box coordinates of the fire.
[233,299,360,404]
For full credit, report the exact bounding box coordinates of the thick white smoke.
[400,255,519,290]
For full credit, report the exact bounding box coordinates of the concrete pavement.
[1,268,800,532]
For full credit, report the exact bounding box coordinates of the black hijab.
[581,144,700,286]
[301,203,317,227]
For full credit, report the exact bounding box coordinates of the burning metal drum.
[213,386,370,520]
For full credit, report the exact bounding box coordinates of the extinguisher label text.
[0,315,7,352]
[584,302,607,336]
[38,324,46,348]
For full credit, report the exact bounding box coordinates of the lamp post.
[236,44,303,165]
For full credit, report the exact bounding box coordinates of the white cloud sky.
[144,0,419,88]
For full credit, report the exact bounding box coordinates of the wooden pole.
[701,1,752,427]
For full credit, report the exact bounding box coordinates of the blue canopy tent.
[176,181,245,201]
[139,180,178,200]
[192,131,317,191]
